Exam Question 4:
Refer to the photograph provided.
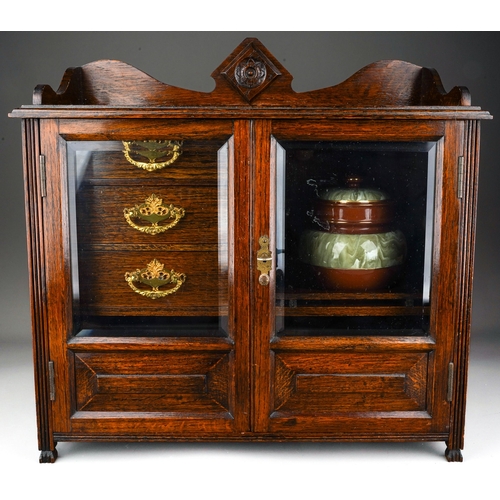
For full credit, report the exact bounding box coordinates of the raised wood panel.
[272,352,429,414]
[74,351,233,414]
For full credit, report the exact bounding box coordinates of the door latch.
[257,235,272,286]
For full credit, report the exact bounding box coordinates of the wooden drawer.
[74,140,224,181]
[76,185,221,245]
[78,250,228,316]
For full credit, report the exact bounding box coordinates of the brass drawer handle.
[125,259,186,299]
[122,140,183,171]
[124,194,185,235]
[257,235,272,286]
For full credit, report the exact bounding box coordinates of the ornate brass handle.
[122,140,183,171]
[257,235,273,286]
[124,194,185,235]
[125,259,186,299]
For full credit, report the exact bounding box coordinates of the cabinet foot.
[39,448,58,463]
[445,447,463,462]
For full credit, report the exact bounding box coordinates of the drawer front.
[77,185,220,245]
[76,141,221,181]
[79,251,227,315]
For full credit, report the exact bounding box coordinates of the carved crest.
[218,40,282,102]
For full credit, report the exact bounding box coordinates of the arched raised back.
[33,38,471,107]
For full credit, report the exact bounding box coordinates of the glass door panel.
[275,140,437,338]
[67,138,231,338]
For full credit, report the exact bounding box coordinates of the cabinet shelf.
[278,290,422,301]
[277,290,428,317]
[68,336,234,350]
[271,335,436,350]
[277,305,429,317]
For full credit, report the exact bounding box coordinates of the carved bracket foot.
[39,448,58,463]
[445,447,463,462]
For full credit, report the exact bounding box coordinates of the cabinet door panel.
[252,122,455,437]
[272,351,429,414]
[44,124,250,437]
[74,351,233,415]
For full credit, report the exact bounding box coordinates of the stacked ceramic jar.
[300,176,406,291]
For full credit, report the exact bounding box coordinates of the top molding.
[9,38,492,119]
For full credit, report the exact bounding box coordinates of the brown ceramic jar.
[300,176,406,291]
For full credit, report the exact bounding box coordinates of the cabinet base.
[41,435,457,463]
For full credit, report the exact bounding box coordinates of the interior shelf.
[276,290,428,317]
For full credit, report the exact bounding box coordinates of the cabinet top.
[9,38,492,120]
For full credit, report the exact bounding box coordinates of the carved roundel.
[220,42,281,102]
[235,58,267,88]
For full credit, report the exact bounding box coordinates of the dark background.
[1,32,499,344]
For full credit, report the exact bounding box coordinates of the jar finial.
[346,175,362,188]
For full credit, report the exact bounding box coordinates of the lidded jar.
[300,176,406,291]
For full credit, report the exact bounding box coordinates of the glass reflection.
[275,140,436,337]
[67,139,230,338]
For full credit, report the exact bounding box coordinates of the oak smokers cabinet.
[10,39,492,463]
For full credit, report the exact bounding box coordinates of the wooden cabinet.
[10,38,492,462]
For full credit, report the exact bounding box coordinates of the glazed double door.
[44,118,456,440]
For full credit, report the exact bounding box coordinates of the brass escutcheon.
[123,194,185,235]
[125,259,186,299]
[257,235,272,286]
[122,140,183,171]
